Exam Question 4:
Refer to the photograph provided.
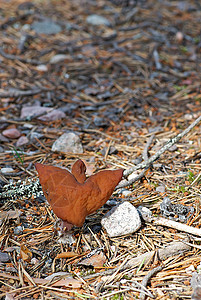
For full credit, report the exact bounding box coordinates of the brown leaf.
[55,251,79,259]
[35,160,123,229]
[78,251,107,268]
[20,244,32,262]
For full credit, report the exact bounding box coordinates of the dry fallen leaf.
[20,244,32,262]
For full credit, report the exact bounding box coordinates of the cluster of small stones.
[0,178,43,200]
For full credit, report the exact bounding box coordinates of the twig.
[116,135,155,189]
[152,217,201,237]
[139,265,163,300]
[120,240,190,273]
[116,169,147,190]
[0,88,51,98]
[123,115,201,178]
[84,240,190,279]
[140,207,201,237]
[0,47,40,65]
[142,134,155,163]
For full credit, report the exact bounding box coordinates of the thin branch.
[83,240,190,279]
[139,265,163,300]
[152,217,201,237]
[123,115,201,177]
[142,134,155,163]
[0,88,52,98]
[0,47,40,65]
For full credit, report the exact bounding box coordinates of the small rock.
[109,146,118,155]
[40,109,66,121]
[2,128,21,139]
[156,185,165,193]
[106,198,119,206]
[16,135,29,147]
[86,14,111,27]
[52,132,83,153]
[148,126,163,133]
[50,54,70,64]
[186,265,195,274]
[23,123,34,129]
[32,19,62,35]
[29,132,43,141]
[0,251,10,263]
[31,257,39,265]
[101,201,141,237]
[175,31,183,43]
[101,146,118,156]
[94,116,109,127]
[20,105,65,121]
[191,272,201,289]
[14,225,23,235]
[1,167,15,174]
[122,190,132,197]
[35,64,48,72]
[137,206,152,222]
[58,233,75,245]
[0,133,9,142]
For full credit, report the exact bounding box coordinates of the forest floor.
[0,0,201,299]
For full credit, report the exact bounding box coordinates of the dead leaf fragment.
[56,251,79,259]
[0,210,21,221]
[78,251,107,268]
[20,244,32,262]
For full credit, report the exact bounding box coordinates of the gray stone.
[36,64,48,72]
[101,202,141,237]
[0,251,10,263]
[16,136,29,147]
[1,167,15,174]
[156,185,165,193]
[52,132,83,154]
[14,225,23,235]
[86,14,111,27]
[20,105,66,121]
[32,19,62,35]
[122,189,132,197]
[29,132,43,141]
[2,128,21,139]
[50,54,70,64]
[137,206,152,222]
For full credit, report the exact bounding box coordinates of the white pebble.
[101,202,141,237]
[52,132,83,154]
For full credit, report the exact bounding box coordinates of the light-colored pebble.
[50,54,70,64]
[156,185,165,193]
[2,128,21,139]
[86,14,111,26]
[16,136,29,147]
[1,167,15,174]
[101,201,141,237]
[122,189,132,197]
[52,132,83,153]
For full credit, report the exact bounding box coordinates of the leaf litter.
[0,0,201,299]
